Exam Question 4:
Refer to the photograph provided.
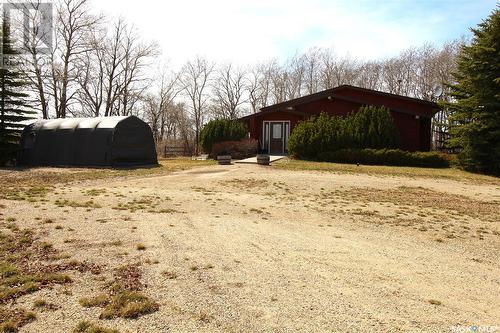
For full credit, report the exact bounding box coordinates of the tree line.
[11,0,461,153]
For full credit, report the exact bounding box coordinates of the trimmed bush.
[288,106,400,159]
[288,113,348,159]
[211,138,258,159]
[347,105,399,149]
[200,119,247,154]
[317,149,450,168]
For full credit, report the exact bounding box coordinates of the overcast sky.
[94,0,495,69]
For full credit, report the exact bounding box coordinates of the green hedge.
[288,106,399,159]
[288,113,348,159]
[317,149,451,168]
[200,119,247,154]
[347,105,399,149]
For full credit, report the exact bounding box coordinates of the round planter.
[217,155,232,165]
[257,154,270,166]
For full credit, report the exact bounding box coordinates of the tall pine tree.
[444,7,500,175]
[0,18,36,165]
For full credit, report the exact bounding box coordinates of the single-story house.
[18,115,158,167]
[239,85,439,155]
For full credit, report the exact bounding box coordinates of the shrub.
[317,149,450,168]
[211,138,258,159]
[288,113,348,159]
[347,105,399,149]
[199,119,248,154]
[288,106,400,159]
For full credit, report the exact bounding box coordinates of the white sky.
[91,0,495,69]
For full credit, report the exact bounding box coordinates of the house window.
[272,123,282,139]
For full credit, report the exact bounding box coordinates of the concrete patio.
[234,155,286,164]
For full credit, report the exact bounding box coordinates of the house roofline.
[239,108,309,121]
[260,85,439,113]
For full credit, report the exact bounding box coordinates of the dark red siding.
[240,86,439,152]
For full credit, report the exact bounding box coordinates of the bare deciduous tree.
[55,0,101,118]
[179,56,214,154]
[18,0,52,119]
[75,18,158,117]
[211,64,247,119]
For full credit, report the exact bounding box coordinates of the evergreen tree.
[0,20,36,164]
[443,7,500,175]
[349,105,399,149]
[199,119,247,154]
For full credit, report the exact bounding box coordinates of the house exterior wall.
[241,87,437,153]
[242,111,305,149]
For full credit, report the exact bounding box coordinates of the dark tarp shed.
[18,116,158,167]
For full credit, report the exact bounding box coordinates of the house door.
[264,121,290,155]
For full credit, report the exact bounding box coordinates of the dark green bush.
[288,106,400,159]
[347,105,399,149]
[288,113,347,159]
[200,119,247,154]
[317,149,450,168]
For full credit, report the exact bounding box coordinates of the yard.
[0,159,499,332]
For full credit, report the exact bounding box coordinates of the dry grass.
[341,186,499,221]
[78,264,158,320]
[0,307,36,332]
[0,159,216,201]
[99,291,159,319]
[0,228,77,331]
[274,159,500,185]
[162,271,178,280]
[74,320,119,333]
[80,294,110,308]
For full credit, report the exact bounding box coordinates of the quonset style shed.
[18,116,158,167]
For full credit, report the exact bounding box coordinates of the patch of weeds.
[112,196,163,213]
[0,273,71,303]
[162,271,178,280]
[80,264,158,320]
[0,307,36,332]
[80,294,110,308]
[157,208,181,214]
[0,186,51,202]
[54,199,102,209]
[99,291,159,319]
[33,298,47,308]
[113,264,143,292]
[5,217,16,223]
[74,320,119,333]
[0,230,73,304]
[84,189,107,197]
[0,228,98,330]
